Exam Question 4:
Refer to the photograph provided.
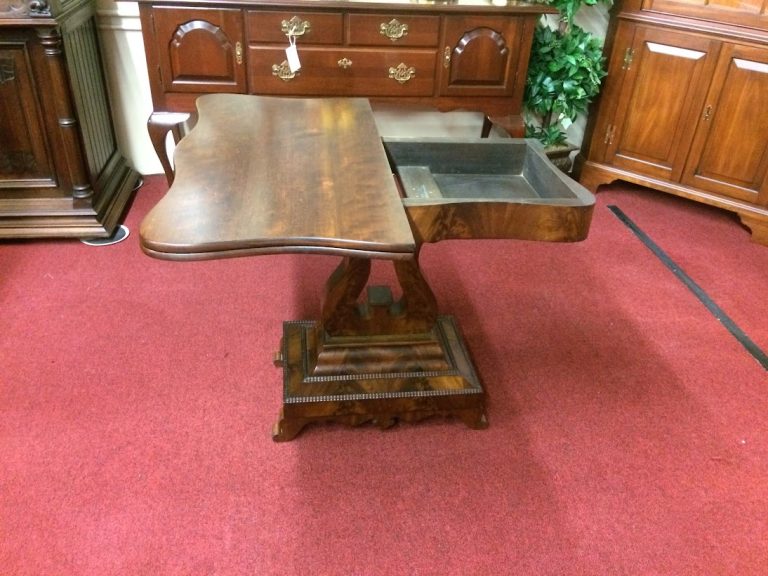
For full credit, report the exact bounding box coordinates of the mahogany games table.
[140,94,594,441]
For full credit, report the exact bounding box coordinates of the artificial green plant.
[524,0,611,148]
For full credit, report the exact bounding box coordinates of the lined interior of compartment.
[384,140,569,201]
[396,166,538,200]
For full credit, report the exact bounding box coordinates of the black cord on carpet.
[609,204,768,371]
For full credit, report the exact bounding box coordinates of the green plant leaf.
[523,11,609,147]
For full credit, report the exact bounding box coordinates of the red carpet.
[1,176,767,575]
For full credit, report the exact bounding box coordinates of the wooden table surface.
[140,95,415,261]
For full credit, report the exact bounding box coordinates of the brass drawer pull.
[281,16,311,37]
[388,63,416,84]
[272,61,298,81]
[380,19,409,41]
[338,57,353,69]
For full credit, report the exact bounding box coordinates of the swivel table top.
[140,94,415,261]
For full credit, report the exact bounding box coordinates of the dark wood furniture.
[0,0,139,238]
[136,0,556,181]
[575,0,768,244]
[140,94,594,440]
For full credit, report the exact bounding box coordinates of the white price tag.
[286,37,301,73]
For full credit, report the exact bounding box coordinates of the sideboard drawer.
[248,47,437,96]
[347,14,440,47]
[246,10,343,44]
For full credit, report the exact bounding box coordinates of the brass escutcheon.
[337,57,353,69]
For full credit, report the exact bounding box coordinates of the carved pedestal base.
[272,316,488,441]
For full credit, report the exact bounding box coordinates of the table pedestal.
[271,256,488,441]
[273,317,487,441]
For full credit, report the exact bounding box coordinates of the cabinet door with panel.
[682,43,768,204]
[150,7,246,94]
[440,15,526,97]
[0,36,56,191]
[600,25,720,182]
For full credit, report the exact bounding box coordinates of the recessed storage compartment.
[384,138,595,243]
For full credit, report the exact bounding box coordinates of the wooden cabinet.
[0,0,139,238]
[576,0,768,244]
[137,0,553,180]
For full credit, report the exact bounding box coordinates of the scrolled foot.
[272,413,307,442]
[460,409,489,430]
[374,416,397,430]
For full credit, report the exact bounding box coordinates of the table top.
[140,94,415,261]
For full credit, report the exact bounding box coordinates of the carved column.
[36,26,93,200]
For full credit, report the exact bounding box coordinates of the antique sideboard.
[0,0,139,238]
[574,0,768,244]
[136,0,556,180]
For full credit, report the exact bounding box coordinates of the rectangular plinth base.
[272,316,487,441]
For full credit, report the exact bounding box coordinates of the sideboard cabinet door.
[151,7,246,94]
[440,16,527,97]
[681,43,768,204]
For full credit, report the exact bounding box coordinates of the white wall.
[95,1,609,176]
[97,1,161,175]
